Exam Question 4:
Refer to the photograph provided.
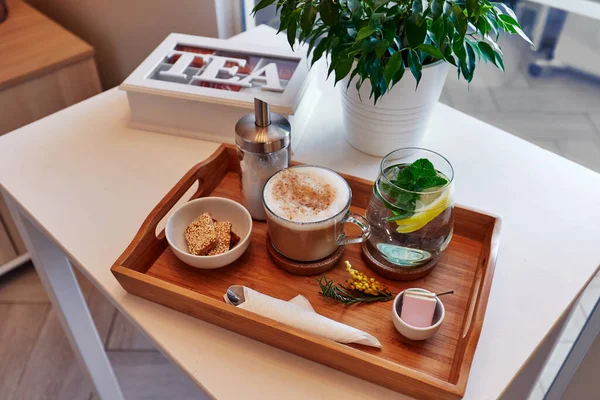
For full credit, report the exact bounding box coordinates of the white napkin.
[224,286,381,348]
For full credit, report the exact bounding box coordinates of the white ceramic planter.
[341,60,449,156]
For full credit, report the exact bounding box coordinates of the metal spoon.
[225,285,246,306]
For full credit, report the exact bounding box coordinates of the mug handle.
[337,212,371,245]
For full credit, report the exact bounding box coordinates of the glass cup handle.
[337,212,371,246]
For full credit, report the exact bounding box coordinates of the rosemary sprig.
[317,276,394,305]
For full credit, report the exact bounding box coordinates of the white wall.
[27,0,223,89]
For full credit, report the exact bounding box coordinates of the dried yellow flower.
[343,261,391,296]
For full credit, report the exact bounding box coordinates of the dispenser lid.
[235,98,290,154]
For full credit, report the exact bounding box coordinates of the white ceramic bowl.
[165,197,252,269]
[392,288,445,341]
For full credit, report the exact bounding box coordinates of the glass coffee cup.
[263,165,371,262]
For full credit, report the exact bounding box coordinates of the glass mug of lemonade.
[263,166,371,262]
[364,148,454,270]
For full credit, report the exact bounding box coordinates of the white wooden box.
[120,33,320,150]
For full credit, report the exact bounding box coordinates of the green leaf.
[386,4,402,17]
[384,51,403,84]
[375,39,388,57]
[287,15,298,48]
[466,38,482,60]
[495,3,518,19]
[407,50,422,88]
[442,45,457,66]
[369,12,386,29]
[451,5,467,36]
[300,5,317,34]
[493,50,505,72]
[311,38,329,66]
[252,0,276,15]
[431,0,444,19]
[453,33,465,54]
[479,4,494,16]
[410,159,436,180]
[431,18,445,47]
[418,44,443,60]
[486,14,500,39]
[382,21,397,43]
[346,66,360,89]
[476,15,491,36]
[356,26,377,41]
[406,14,427,48]
[392,167,415,188]
[328,43,343,77]
[361,37,377,53]
[415,175,448,191]
[319,0,339,26]
[351,2,364,25]
[465,41,476,81]
[392,62,405,85]
[466,0,477,16]
[453,39,467,78]
[478,41,496,64]
[334,56,354,85]
[497,13,519,26]
[306,24,327,54]
[278,12,290,34]
[498,14,534,46]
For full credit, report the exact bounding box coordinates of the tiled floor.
[2,17,600,400]
[0,264,207,400]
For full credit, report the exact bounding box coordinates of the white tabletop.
[1,39,600,400]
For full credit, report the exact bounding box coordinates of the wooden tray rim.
[111,144,502,399]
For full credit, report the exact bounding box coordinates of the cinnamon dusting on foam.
[271,170,337,220]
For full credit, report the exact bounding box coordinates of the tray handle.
[461,217,500,339]
[151,145,232,239]
[449,216,500,384]
[119,145,232,270]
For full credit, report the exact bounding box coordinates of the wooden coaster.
[361,241,438,281]
[267,236,344,276]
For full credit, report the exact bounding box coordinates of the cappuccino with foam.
[263,166,369,262]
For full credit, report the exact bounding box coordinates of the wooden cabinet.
[0,0,102,269]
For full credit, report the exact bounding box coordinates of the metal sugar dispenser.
[235,98,290,220]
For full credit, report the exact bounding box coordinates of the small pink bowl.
[392,288,445,341]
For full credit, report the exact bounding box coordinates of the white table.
[1,32,600,400]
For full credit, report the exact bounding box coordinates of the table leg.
[3,193,124,400]
[530,5,551,50]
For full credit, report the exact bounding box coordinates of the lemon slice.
[395,191,451,234]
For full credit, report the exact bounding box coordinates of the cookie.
[185,213,217,255]
[207,221,232,256]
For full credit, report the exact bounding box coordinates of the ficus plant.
[253,0,532,103]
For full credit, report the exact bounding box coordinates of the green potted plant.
[253,0,532,156]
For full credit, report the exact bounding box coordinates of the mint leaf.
[392,167,414,189]
[409,158,436,180]
[415,175,448,191]
[385,210,414,222]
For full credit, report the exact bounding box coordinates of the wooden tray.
[111,145,501,399]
